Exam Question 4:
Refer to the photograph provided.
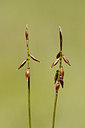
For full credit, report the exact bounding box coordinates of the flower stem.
[52,49,62,128]
[28,76,31,128]
[52,94,58,128]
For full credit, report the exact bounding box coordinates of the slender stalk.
[52,94,58,128]
[27,48,31,128]
[51,26,70,128]
[52,27,62,128]
[18,25,40,128]
[52,56,62,128]
[26,25,31,128]
[28,76,31,128]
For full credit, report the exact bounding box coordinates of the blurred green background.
[0,0,85,128]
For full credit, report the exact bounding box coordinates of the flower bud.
[25,24,28,40]
[60,66,64,79]
[54,70,59,84]
[25,67,30,80]
[60,78,64,88]
[59,26,62,51]
[55,80,60,94]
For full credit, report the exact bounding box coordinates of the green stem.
[52,94,58,128]
[28,76,31,128]
[52,51,62,128]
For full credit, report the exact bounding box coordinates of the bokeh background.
[0,0,85,128]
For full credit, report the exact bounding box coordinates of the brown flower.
[59,26,62,51]
[25,24,28,40]
[25,67,30,80]
[60,78,64,88]
[60,66,64,79]
[55,80,60,94]
[54,70,59,84]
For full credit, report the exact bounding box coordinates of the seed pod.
[59,26,62,51]
[25,67,30,80]
[63,55,71,66]
[60,78,64,88]
[18,58,28,70]
[29,54,40,63]
[55,80,60,94]
[60,66,64,79]
[25,24,28,40]
[51,57,60,68]
[54,70,59,84]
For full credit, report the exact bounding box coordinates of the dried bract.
[63,55,71,66]
[51,57,60,68]
[18,58,28,70]
[29,54,40,63]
